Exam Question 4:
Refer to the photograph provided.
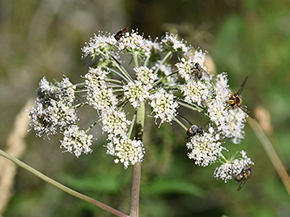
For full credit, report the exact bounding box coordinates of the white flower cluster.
[29,77,95,157]
[60,125,93,158]
[213,151,254,183]
[149,89,179,125]
[30,29,253,173]
[29,77,77,137]
[106,135,145,169]
[186,127,224,167]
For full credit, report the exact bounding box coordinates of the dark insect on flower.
[185,121,210,140]
[114,27,129,41]
[191,62,206,79]
[186,125,204,139]
[226,76,254,118]
[234,166,252,191]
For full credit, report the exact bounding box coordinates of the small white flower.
[29,77,77,137]
[101,107,131,136]
[60,125,93,158]
[182,79,212,107]
[118,31,162,57]
[134,66,157,85]
[162,32,189,53]
[213,150,254,183]
[81,32,117,58]
[106,135,145,169]
[123,80,150,108]
[149,89,179,125]
[186,128,224,167]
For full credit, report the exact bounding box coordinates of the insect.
[191,62,206,79]
[226,76,253,118]
[186,125,204,139]
[185,121,209,140]
[234,166,252,191]
[114,27,129,41]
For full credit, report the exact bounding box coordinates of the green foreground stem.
[0,149,128,217]
[130,101,145,217]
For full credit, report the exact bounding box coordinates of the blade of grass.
[248,118,290,196]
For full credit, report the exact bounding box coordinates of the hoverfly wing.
[236,179,246,191]
[236,76,248,96]
[237,104,254,119]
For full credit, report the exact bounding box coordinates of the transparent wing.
[236,76,248,96]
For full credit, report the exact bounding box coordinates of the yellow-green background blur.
[1,0,290,216]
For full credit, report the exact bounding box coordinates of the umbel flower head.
[29,28,254,180]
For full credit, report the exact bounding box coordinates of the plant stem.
[130,101,145,217]
[0,149,129,217]
[248,118,290,196]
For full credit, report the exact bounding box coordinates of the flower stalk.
[0,149,129,217]
[130,101,145,217]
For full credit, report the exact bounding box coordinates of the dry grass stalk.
[0,100,33,215]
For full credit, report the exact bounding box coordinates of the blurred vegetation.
[0,0,290,216]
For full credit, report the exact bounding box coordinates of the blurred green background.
[1,0,290,216]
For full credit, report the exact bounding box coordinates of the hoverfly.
[234,166,252,191]
[114,27,129,41]
[226,76,253,118]
[191,62,206,80]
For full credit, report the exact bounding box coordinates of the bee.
[191,62,206,80]
[186,125,204,139]
[234,166,252,191]
[114,27,129,41]
[185,121,209,140]
[226,76,253,118]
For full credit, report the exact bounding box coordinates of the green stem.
[0,149,128,217]
[133,51,139,68]
[130,101,145,217]
[173,117,188,131]
[178,100,204,113]
[153,51,172,75]
[152,71,178,88]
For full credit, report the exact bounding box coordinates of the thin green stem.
[144,55,150,66]
[105,78,124,84]
[178,100,204,113]
[152,71,178,88]
[130,101,145,217]
[0,149,129,217]
[128,112,137,138]
[153,51,172,75]
[98,50,132,82]
[173,117,188,131]
[104,66,130,83]
[133,51,139,68]
[85,118,102,133]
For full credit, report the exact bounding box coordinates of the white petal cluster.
[123,81,150,108]
[60,125,93,158]
[162,32,189,53]
[29,77,77,137]
[101,107,131,137]
[149,89,179,125]
[207,73,247,143]
[118,31,162,57]
[85,67,118,110]
[213,151,254,183]
[106,135,145,169]
[186,128,224,167]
